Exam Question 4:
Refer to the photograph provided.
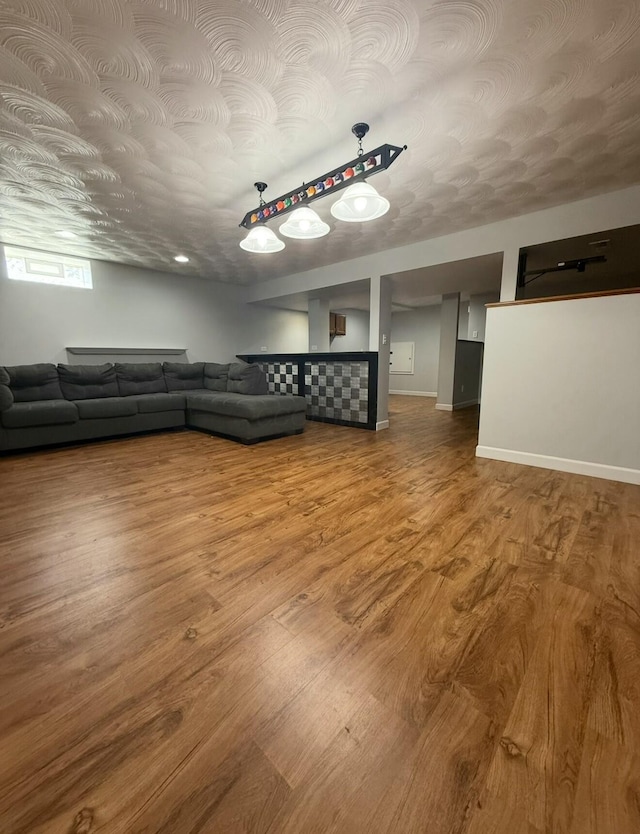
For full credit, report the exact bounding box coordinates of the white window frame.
[3,245,93,289]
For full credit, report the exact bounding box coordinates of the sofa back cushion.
[204,362,229,392]
[0,367,15,411]
[163,362,205,391]
[226,361,268,395]
[6,363,63,402]
[58,363,119,400]
[115,363,167,396]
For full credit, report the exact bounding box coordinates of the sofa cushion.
[203,363,229,392]
[75,397,138,419]
[226,361,268,395]
[0,367,14,411]
[128,392,186,413]
[6,363,63,402]
[1,400,78,428]
[115,363,167,396]
[186,391,306,420]
[163,362,205,391]
[58,363,119,400]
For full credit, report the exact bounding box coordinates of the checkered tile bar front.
[239,352,378,430]
[258,362,299,396]
[304,361,369,424]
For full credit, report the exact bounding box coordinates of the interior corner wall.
[0,257,307,365]
[467,292,500,341]
[477,292,640,484]
[389,306,441,394]
[330,308,369,352]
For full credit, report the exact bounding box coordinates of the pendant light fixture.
[239,183,285,253]
[239,225,285,253]
[280,206,330,239]
[330,181,390,222]
[331,124,390,223]
[238,124,406,251]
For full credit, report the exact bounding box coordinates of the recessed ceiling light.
[174,255,190,263]
[56,230,77,239]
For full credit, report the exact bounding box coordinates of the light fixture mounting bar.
[239,142,407,229]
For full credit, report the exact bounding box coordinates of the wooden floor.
[1,396,639,834]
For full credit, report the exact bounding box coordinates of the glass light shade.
[279,207,330,239]
[239,225,285,253]
[330,181,390,222]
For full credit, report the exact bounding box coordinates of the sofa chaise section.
[184,361,305,442]
[186,390,306,443]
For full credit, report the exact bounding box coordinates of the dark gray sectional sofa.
[0,361,307,452]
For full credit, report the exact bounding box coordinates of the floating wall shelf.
[66,347,187,355]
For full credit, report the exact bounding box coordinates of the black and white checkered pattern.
[305,361,369,424]
[259,362,299,395]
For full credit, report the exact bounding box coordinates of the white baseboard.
[389,390,437,398]
[376,420,390,431]
[435,400,479,412]
[475,445,640,485]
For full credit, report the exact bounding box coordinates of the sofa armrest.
[0,367,14,412]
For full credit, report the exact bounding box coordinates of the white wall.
[330,308,369,352]
[389,306,441,395]
[0,255,307,365]
[477,292,640,484]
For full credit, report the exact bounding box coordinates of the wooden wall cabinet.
[330,312,346,337]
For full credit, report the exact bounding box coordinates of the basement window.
[3,245,93,289]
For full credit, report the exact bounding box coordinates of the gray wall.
[369,275,392,427]
[239,305,308,355]
[458,302,469,340]
[308,297,330,352]
[330,308,369,352]
[436,293,460,409]
[0,255,307,365]
[467,291,500,341]
[389,306,441,395]
[249,186,640,305]
[453,341,483,407]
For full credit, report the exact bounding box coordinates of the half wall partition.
[238,352,379,430]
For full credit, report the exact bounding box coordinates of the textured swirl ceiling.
[0,0,639,284]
